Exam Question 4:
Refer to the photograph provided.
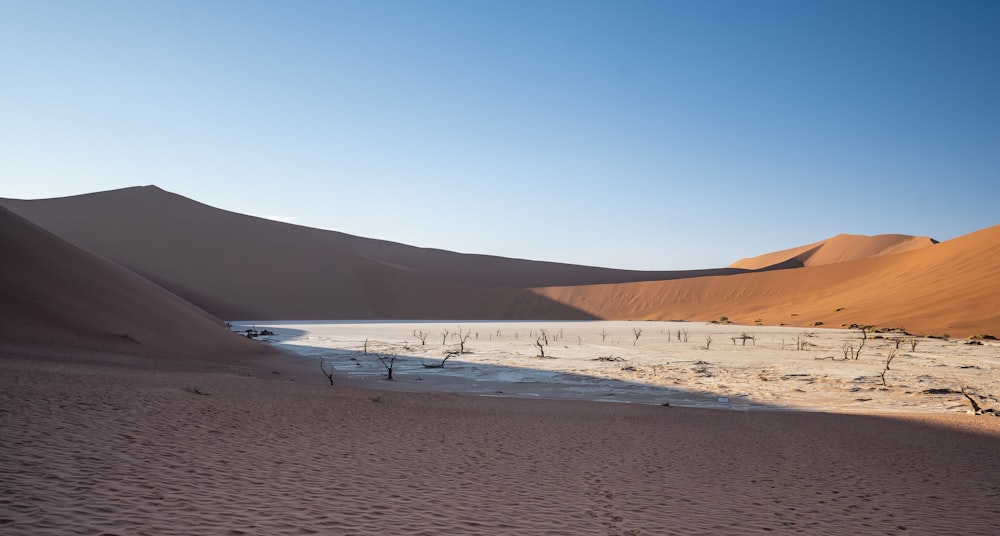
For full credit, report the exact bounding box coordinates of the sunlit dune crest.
[535,224,1000,338]
[729,232,939,270]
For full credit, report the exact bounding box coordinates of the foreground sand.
[3,348,999,535]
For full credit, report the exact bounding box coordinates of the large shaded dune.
[0,186,598,320]
[730,233,938,270]
[535,224,1000,338]
[0,206,269,361]
[1,186,745,290]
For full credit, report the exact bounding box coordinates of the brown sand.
[2,351,999,536]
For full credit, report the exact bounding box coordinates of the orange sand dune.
[0,206,269,361]
[536,224,1000,337]
[730,233,938,270]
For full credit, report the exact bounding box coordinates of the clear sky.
[1,0,998,270]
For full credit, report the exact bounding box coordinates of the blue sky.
[2,0,998,270]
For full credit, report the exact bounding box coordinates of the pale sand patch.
[238,321,1000,414]
[2,353,998,535]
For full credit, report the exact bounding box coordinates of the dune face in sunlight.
[533,224,1000,338]
[2,185,998,337]
[729,233,939,270]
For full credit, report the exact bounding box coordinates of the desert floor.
[237,320,1000,415]
[2,347,1000,535]
[3,321,1000,535]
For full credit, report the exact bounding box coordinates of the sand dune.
[729,233,938,270]
[535,224,1000,337]
[2,185,997,336]
[0,206,269,362]
[1,186,684,320]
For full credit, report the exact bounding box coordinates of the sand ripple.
[2,358,999,535]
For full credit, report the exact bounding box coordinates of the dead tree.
[732,333,755,346]
[422,351,457,369]
[879,347,898,386]
[457,326,472,354]
[853,328,867,359]
[600,329,608,342]
[908,337,919,351]
[632,327,643,346]
[414,330,429,345]
[535,338,546,358]
[375,352,399,381]
[538,329,549,345]
[363,338,369,355]
[440,330,450,345]
[961,389,998,416]
[320,360,335,386]
[704,335,713,350]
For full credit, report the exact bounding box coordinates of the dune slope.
[0,206,268,360]
[0,186,597,320]
[536,224,1000,337]
[4,186,996,336]
[730,233,938,270]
